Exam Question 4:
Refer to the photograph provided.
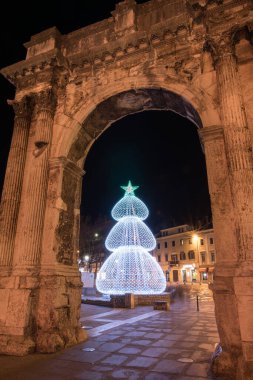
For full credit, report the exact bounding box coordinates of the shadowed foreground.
[0,285,222,380]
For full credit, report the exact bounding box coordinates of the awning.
[198,268,207,273]
[208,267,215,273]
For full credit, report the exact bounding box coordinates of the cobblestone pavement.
[0,284,222,380]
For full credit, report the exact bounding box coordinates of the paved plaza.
[0,285,223,380]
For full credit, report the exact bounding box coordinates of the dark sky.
[0,0,211,232]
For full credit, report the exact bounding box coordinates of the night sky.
[0,0,211,232]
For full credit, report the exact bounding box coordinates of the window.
[211,252,216,262]
[157,243,160,249]
[157,255,161,262]
[200,238,204,245]
[171,254,178,262]
[201,252,206,263]
[180,239,184,246]
[165,254,168,262]
[189,239,192,244]
[180,252,186,260]
[210,237,214,245]
[188,250,195,260]
[165,242,168,248]
[172,240,175,247]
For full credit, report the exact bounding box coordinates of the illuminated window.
[180,252,186,260]
[180,239,184,245]
[188,250,195,260]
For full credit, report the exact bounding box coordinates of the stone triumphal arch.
[0,0,253,378]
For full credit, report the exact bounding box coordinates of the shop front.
[181,264,196,283]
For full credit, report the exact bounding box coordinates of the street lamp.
[84,255,90,272]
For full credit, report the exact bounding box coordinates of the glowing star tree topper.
[96,181,166,295]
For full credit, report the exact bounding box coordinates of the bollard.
[196,294,199,311]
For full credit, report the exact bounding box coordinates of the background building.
[153,224,216,284]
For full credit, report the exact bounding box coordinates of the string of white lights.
[112,194,149,221]
[95,181,166,295]
[105,216,156,251]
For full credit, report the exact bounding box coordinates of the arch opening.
[68,88,203,165]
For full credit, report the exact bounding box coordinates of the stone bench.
[153,300,170,311]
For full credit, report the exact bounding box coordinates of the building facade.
[154,224,215,284]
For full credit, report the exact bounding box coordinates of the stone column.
[208,33,253,379]
[13,89,56,271]
[0,89,57,355]
[0,97,33,272]
[214,35,253,262]
[199,125,242,373]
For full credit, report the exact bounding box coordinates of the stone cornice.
[0,0,252,90]
[0,49,66,86]
[24,27,61,49]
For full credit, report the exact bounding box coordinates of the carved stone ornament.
[35,88,57,115]
[7,96,34,119]
[205,31,236,64]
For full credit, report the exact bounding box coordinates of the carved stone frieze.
[55,160,84,265]
[35,88,57,115]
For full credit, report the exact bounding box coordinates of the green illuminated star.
[121,180,139,195]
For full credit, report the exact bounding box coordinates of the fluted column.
[14,89,56,270]
[214,35,253,262]
[207,33,253,378]
[0,97,33,270]
[199,125,241,356]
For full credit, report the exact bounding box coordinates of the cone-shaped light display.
[96,181,166,295]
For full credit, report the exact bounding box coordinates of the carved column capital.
[7,96,34,119]
[35,88,57,115]
[205,31,236,65]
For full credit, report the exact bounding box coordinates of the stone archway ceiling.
[68,88,202,163]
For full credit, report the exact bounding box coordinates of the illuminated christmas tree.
[96,181,166,295]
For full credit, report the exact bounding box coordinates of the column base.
[36,327,87,353]
[211,348,253,380]
[0,335,35,356]
[0,273,87,355]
